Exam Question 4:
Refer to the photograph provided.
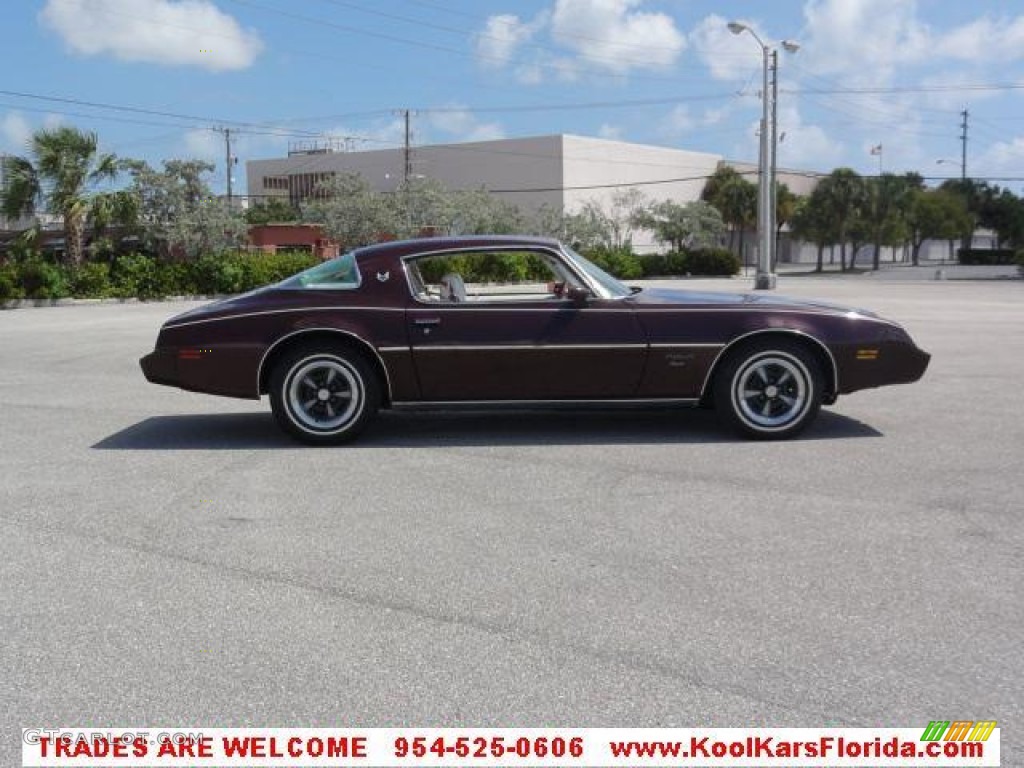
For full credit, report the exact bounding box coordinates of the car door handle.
[413,318,441,326]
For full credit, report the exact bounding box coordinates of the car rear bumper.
[140,349,177,387]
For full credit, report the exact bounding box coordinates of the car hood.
[630,287,881,318]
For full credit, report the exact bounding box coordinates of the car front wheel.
[269,346,378,444]
[714,339,823,440]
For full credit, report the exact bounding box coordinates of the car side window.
[406,249,582,304]
[280,251,360,289]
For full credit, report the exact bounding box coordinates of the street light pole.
[757,43,773,289]
[727,22,798,290]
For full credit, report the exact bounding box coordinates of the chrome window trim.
[256,327,393,400]
[399,244,605,307]
[280,250,363,291]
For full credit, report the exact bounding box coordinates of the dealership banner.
[23,724,999,767]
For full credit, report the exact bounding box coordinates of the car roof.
[354,234,563,260]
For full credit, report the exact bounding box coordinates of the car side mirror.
[566,286,590,305]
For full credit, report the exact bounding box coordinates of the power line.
[225,0,698,85]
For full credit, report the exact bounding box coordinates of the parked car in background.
[141,235,930,443]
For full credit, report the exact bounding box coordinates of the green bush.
[0,265,24,301]
[68,262,112,298]
[685,248,741,276]
[111,253,167,299]
[18,260,68,299]
[957,248,1016,265]
[640,253,668,277]
[1016,250,1024,278]
[582,246,643,279]
[239,250,318,290]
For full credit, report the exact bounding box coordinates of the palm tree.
[814,168,866,271]
[702,165,757,259]
[773,183,799,269]
[790,192,833,273]
[1,126,118,264]
[863,174,914,270]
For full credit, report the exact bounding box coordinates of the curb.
[1,295,230,311]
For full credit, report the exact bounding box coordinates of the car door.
[407,298,646,400]
[403,248,646,401]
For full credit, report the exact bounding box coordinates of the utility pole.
[213,126,238,204]
[960,108,969,180]
[403,109,412,183]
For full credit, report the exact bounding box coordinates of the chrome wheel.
[713,339,823,440]
[285,357,362,432]
[732,354,810,430]
[270,346,379,444]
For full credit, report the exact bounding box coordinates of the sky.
[2,0,1024,197]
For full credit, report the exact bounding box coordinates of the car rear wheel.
[713,339,823,440]
[269,346,378,444]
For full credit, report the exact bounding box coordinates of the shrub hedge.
[0,245,747,303]
[0,250,320,302]
[957,248,1017,265]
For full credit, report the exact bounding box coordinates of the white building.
[246,133,820,255]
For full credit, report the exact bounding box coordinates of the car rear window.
[280,251,360,289]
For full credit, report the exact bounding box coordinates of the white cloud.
[477,0,684,79]
[183,127,223,160]
[774,104,845,170]
[597,123,623,140]
[427,107,505,143]
[1,112,33,152]
[934,15,1024,62]
[663,105,695,137]
[550,0,685,73]
[476,13,543,69]
[39,0,263,72]
[972,134,1024,179]
[802,0,929,84]
[690,14,766,82]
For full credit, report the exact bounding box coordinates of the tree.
[125,159,248,258]
[977,187,1024,249]
[448,187,523,235]
[632,199,725,252]
[559,201,617,250]
[789,192,832,272]
[1,126,119,264]
[246,197,299,226]
[606,188,648,248]
[906,189,970,265]
[773,183,799,269]
[301,172,397,250]
[862,174,914,270]
[703,166,757,258]
[814,168,866,271]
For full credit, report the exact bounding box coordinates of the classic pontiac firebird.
[141,235,930,444]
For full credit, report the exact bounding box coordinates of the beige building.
[246,134,820,255]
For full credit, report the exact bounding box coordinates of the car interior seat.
[439,273,468,302]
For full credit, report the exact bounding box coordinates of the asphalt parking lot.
[1,276,1021,764]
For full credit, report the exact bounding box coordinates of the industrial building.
[246,134,820,256]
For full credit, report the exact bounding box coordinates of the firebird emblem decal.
[377,271,390,283]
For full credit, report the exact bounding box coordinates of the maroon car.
[140,235,930,443]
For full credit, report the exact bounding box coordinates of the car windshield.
[280,251,360,289]
[560,244,632,299]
